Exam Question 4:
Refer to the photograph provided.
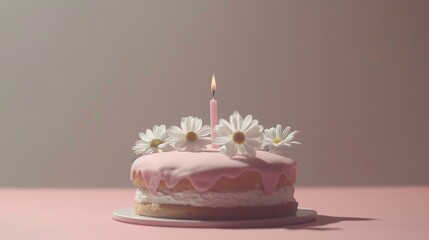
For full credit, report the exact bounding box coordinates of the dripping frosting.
[130,150,297,195]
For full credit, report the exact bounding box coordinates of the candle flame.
[211,74,216,98]
[211,74,217,91]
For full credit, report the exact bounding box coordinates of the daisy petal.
[218,119,234,132]
[285,130,299,141]
[153,125,160,137]
[159,128,170,140]
[170,126,184,134]
[146,129,154,139]
[139,132,150,142]
[213,136,231,145]
[195,118,202,132]
[146,148,154,154]
[219,145,227,154]
[216,125,233,136]
[157,125,166,138]
[275,124,282,138]
[134,140,148,147]
[246,138,263,148]
[169,129,185,140]
[238,144,246,155]
[223,141,237,157]
[173,139,187,149]
[246,125,262,138]
[243,143,256,157]
[197,125,212,137]
[230,113,240,131]
[268,128,276,139]
[282,126,291,139]
[264,129,270,137]
[241,114,252,131]
[180,118,188,132]
[187,116,194,132]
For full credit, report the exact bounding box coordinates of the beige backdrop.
[1,0,428,187]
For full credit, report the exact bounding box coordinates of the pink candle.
[210,74,218,147]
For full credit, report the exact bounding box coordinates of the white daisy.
[132,124,172,155]
[262,124,300,152]
[167,116,212,152]
[213,111,263,158]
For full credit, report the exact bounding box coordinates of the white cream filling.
[135,186,295,208]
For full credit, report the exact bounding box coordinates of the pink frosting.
[130,150,297,195]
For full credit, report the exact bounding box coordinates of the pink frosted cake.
[130,112,300,220]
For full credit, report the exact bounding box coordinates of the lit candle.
[210,74,218,147]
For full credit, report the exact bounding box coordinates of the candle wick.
[212,90,215,99]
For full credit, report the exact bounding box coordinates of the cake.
[131,150,297,220]
[130,112,300,220]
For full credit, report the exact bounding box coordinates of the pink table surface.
[1,186,428,240]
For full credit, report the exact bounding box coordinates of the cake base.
[113,207,316,228]
[133,201,298,220]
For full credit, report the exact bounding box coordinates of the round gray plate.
[112,207,317,228]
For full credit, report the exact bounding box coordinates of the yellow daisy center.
[186,132,198,142]
[150,139,162,148]
[272,138,282,144]
[233,131,246,144]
